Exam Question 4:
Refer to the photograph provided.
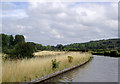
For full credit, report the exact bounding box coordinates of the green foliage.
[51,46,55,51]
[14,35,25,45]
[35,44,54,51]
[2,46,9,54]
[1,34,9,47]
[52,59,60,70]
[1,34,26,53]
[24,76,27,81]
[2,55,9,62]
[117,53,120,57]
[8,35,14,47]
[35,44,44,50]
[1,33,120,58]
[46,45,52,50]
[63,38,120,51]
[12,42,34,59]
[56,44,63,51]
[110,50,118,57]
[104,51,110,56]
[92,50,120,57]
[27,42,37,52]
[67,56,73,63]
[5,42,34,59]
[92,51,104,55]
[0,34,1,52]
[1,34,36,59]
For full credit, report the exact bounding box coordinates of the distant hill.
[63,38,120,51]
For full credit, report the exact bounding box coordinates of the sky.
[1,2,118,46]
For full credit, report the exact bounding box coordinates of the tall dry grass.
[2,51,92,82]
[33,51,66,57]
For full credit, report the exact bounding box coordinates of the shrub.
[2,55,8,62]
[110,50,118,57]
[8,42,34,59]
[51,59,60,70]
[117,53,120,57]
[67,56,73,63]
[104,51,110,56]
[92,51,104,55]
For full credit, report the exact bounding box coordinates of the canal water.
[45,55,118,82]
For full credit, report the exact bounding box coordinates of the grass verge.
[2,51,92,82]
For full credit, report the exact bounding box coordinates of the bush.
[8,42,34,59]
[117,53,120,57]
[51,59,60,70]
[67,56,73,63]
[104,51,110,56]
[110,50,119,57]
[2,54,9,62]
[92,51,104,55]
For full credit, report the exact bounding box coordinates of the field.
[33,51,66,57]
[2,51,92,82]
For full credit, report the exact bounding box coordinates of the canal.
[45,55,118,82]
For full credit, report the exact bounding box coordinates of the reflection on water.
[45,55,118,82]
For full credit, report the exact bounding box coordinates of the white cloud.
[2,2,118,45]
[50,29,64,39]
[57,12,67,18]
[55,34,64,39]
[24,35,27,39]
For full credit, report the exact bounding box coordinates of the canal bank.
[23,57,93,84]
[44,55,118,82]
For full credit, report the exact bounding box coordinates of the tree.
[0,34,2,52]
[110,50,118,57]
[14,35,25,45]
[2,34,9,47]
[1,34,9,53]
[56,44,63,51]
[8,35,14,47]
[9,42,34,59]
[27,42,36,52]
[51,46,55,51]
[35,44,44,50]
[46,45,52,50]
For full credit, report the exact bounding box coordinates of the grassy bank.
[2,51,92,82]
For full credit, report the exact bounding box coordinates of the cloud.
[2,2,28,19]
[2,2,118,45]
[2,9,28,19]
[50,29,64,39]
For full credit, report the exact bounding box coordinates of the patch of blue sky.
[2,9,28,19]
[2,2,28,10]
[11,2,28,9]
[2,2,28,19]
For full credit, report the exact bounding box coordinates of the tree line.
[1,33,120,59]
[63,39,120,57]
[1,34,35,59]
[1,34,65,59]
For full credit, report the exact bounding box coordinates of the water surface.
[45,55,118,82]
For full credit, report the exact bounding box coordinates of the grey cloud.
[2,2,118,45]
